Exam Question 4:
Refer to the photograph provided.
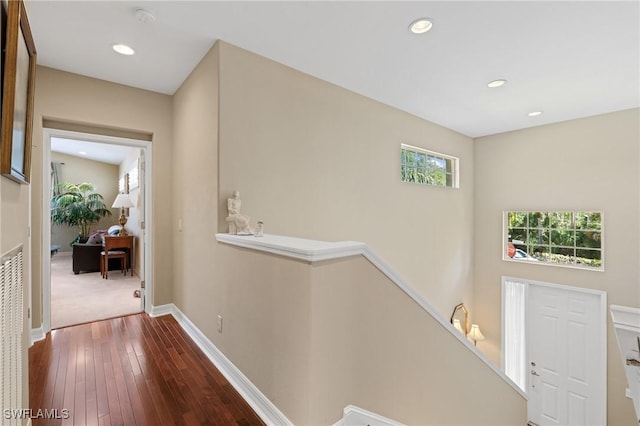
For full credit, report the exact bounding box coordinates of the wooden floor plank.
[30,313,265,426]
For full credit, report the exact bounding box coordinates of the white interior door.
[527,283,606,426]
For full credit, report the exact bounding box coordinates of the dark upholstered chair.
[72,243,103,274]
[72,243,124,274]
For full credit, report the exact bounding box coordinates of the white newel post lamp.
[112,193,134,236]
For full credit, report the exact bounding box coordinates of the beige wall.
[171,40,521,425]
[207,243,526,425]
[171,42,220,319]
[19,39,636,425]
[217,42,475,316]
[50,151,120,250]
[32,66,174,328]
[309,256,525,425]
[473,108,640,426]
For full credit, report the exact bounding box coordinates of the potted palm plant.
[51,182,112,243]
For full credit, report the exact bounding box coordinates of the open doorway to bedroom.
[43,128,153,331]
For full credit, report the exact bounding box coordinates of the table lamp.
[112,193,134,236]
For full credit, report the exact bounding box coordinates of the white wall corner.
[167,305,292,426]
[149,303,175,317]
[30,325,46,346]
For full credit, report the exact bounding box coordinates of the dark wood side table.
[103,235,134,278]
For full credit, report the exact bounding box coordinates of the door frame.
[501,276,607,424]
[41,128,154,334]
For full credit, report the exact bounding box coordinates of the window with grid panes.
[400,144,458,188]
[505,211,603,270]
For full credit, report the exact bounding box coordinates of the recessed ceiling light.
[528,111,543,117]
[409,18,433,34]
[487,79,507,88]
[113,44,135,56]
[79,151,87,155]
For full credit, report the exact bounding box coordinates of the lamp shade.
[468,324,485,341]
[452,318,464,334]
[112,193,134,209]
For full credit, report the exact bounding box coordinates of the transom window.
[504,211,603,270]
[401,144,458,188]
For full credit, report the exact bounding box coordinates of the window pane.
[508,212,527,228]
[530,245,549,259]
[405,151,415,166]
[401,145,458,188]
[506,210,603,270]
[528,212,548,228]
[550,212,573,229]
[446,172,453,187]
[551,229,574,246]
[509,228,527,244]
[576,249,602,268]
[575,212,602,230]
[528,229,548,245]
[575,231,601,249]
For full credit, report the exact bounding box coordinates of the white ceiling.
[27,1,639,138]
[51,137,135,165]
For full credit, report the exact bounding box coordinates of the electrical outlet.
[217,315,223,333]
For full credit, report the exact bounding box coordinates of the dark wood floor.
[29,313,265,426]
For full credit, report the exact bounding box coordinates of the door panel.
[528,284,605,426]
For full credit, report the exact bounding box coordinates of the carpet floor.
[51,252,142,329]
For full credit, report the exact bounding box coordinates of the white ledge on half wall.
[215,233,367,262]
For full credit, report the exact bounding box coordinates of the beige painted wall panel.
[309,256,526,426]
[213,244,312,425]
[171,43,219,313]
[50,152,119,250]
[473,109,640,426]
[217,42,475,317]
[32,66,173,327]
[174,45,313,423]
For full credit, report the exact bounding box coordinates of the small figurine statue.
[255,220,264,237]
[226,190,253,235]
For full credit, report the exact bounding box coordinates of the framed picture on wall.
[0,0,36,184]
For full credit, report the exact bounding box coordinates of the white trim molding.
[150,303,292,426]
[149,304,173,318]
[611,304,640,329]
[216,233,366,262]
[30,325,46,346]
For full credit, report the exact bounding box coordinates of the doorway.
[502,277,606,426]
[42,128,153,333]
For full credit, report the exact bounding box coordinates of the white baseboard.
[30,325,46,346]
[333,405,406,426]
[149,303,173,317]
[150,303,292,425]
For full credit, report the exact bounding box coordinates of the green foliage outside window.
[507,211,602,269]
[401,147,455,187]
